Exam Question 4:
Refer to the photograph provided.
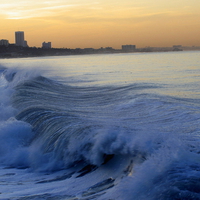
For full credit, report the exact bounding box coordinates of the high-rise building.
[15,31,25,47]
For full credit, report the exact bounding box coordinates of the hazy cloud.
[0,0,99,19]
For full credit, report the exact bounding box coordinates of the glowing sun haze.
[1,0,200,48]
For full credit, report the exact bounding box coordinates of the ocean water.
[0,51,200,200]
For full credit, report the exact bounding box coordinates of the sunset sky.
[0,0,200,48]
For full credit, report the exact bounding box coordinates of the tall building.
[15,31,25,47]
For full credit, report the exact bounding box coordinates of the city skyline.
[1,30,200,59]
[0,30,199,51]
[0,0,200,49]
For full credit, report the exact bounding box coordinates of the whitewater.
[0,51,200,200]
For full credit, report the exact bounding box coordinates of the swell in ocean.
[1,66,200,199]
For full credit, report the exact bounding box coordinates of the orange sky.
[0,0,200,48]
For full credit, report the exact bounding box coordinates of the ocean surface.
[0,51,200,200]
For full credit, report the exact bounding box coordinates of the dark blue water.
[0,51,200,199]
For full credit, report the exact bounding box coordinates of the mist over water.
[0,51,200,199]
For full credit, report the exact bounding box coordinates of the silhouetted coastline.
[0,44,199,59]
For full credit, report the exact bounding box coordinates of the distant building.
[105,47,113,50]
[15,31,25,47]
[23,40,28,47]
[122,45,136,51]
[173,45,182,48]
[42,42,51,49]
[173,45,183,51]
[83,48,94,54]
[0,39,9,46]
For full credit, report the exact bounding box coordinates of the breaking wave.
[1,67,200,199]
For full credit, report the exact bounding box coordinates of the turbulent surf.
[0,52,200,199]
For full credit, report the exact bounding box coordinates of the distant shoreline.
[0,46,200,59]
